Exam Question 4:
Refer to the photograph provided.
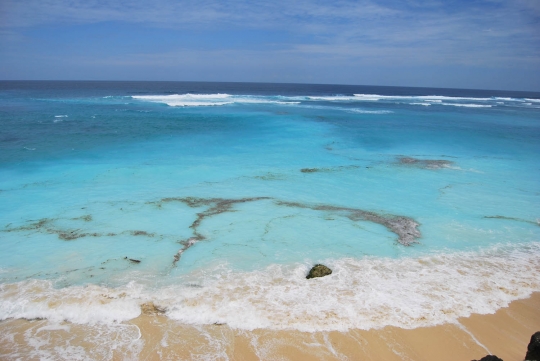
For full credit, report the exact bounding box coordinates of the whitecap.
[493,97,524,102]
[133,94,299,107]
[441,103,492,108]
[348,109,393,114]
[306,96,358,101]
[353,94,493,102]
[133,94,233,107]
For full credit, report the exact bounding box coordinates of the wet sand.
[2,292,539,360]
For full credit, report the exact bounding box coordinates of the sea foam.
[2,243,539,332]
[132,94,299,107]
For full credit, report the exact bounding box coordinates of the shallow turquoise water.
[0,82,539,331]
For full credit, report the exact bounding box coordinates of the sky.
[0,0,539,91]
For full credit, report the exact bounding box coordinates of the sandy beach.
[2,292,538,360]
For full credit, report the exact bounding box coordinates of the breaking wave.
[1,243,539,332]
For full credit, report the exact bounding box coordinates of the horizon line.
[1,80,539,95]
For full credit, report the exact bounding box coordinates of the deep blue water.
[0,81,539,331]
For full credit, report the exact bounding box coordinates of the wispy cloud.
[0,0,539,89]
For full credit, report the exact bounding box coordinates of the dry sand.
[1,293,539,360]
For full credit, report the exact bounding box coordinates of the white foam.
[411,103,431,106]
[2,243,539,332]
[0,280,142,324]
[53,115,68,123]
[354,94,493,102]
[493,97,523,102]
[131,93,537,108]
[525,98,540,103]
[306,96,358,101]
[133,93,233,107]
[441,103,492,108]
[348,109,393,114]
[163,244,540,331]
[133,94,299,107]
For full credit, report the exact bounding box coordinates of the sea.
[0,81,539,359]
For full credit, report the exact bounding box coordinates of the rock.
[306,264,332,279]
[526,331,540,360]
[124,257,141,263]
[472,355,503,361]
[140,302,165,315]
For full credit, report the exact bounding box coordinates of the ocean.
[1,81,539,359]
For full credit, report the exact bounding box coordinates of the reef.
[1,216,159,242]
[484,215,539,226]
[397,156,453,169]
[300,165,360,173]
[275,201,421,246]
[160,197,270,265]
[306,264,332,279]
[253,172,286,181]
[3,196,422,268]
[4,218,108,241]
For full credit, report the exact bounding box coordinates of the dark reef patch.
[73,215,93,222]
[130,230,155,237]
[2,216,163,241]
[484,215,539,226]
[253,173,287,181]
[275,201,421,246]
[300,165,360,173]
[162,197,271,265]
[397,156,453,169]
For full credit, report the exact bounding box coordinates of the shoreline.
[2,292,539,360]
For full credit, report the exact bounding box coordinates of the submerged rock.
[306,264,332,279]
[472,355,503,361]
[140,302,165,316]
[398,156,453,169]
[526,331,540,360]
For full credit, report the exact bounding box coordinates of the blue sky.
[0,0,539,91]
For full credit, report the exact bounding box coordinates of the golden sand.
[1,293,539,360]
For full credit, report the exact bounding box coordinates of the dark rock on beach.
[526,331,540,360]
[471,355,503,361]
[306,264,332,279]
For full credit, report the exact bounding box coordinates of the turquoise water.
[0,81,539,331]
